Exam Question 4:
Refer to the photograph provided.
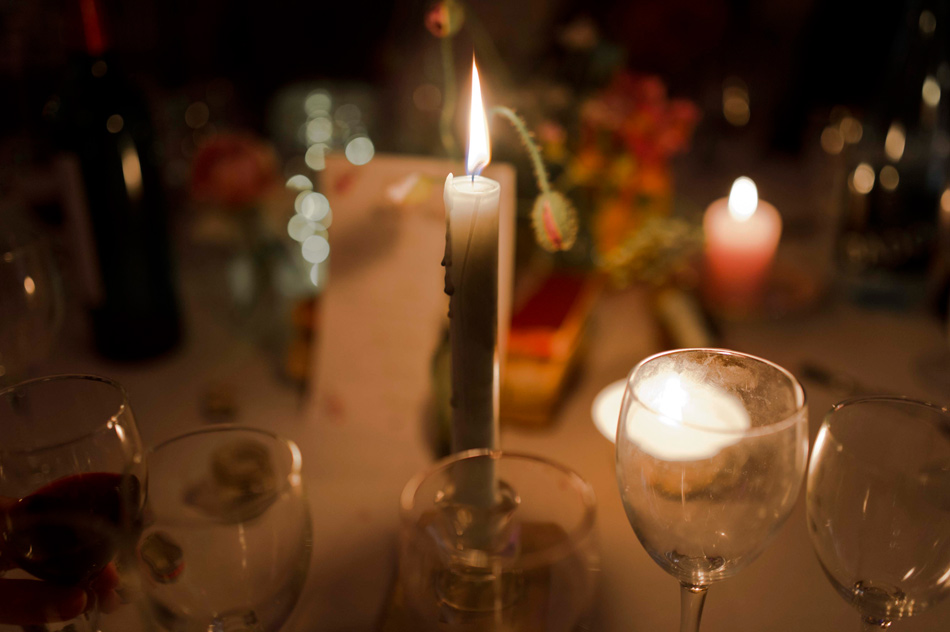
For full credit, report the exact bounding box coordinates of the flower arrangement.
[191,132,282,212]
[552,71,702,285]
[425,2,703,286]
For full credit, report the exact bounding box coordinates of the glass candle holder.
[398,450,598,631]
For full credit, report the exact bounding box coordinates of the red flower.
[581,71,700,165]
[191,133,280,210]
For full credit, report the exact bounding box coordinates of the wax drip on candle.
[442,174,455,313]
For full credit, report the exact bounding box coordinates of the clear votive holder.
[398,450,598,631]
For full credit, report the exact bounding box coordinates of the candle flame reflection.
[728,176,758,222]
[467,59,491,175]
[656,375,688,421]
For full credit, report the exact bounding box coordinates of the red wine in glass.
[0,472,141,586]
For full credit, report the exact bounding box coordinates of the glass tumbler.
[398,449,598,632]
[136,426,311,632]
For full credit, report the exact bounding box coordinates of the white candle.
[443,60,501,454]
[703,177,781,312]
[622,373,750,461]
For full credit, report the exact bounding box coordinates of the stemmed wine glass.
[0,374,145,632]
[136,426,312,632]
[616,348,808,632]
[806,397,950,630]
[0,228,63,387]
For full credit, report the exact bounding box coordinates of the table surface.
[45,272,950,632]
[40,154,950,631]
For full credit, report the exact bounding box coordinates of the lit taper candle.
[443,59,501,460]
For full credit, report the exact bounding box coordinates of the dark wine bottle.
[49,0,181,359]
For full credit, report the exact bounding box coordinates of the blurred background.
[1,0,949,379]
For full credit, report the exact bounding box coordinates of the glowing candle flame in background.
[727,176,758,222]
[467,59,491,176]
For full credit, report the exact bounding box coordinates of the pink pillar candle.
[703,177,781,312]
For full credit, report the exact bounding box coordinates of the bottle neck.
[79,0,108,57]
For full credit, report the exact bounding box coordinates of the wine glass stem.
[679,583,708,632]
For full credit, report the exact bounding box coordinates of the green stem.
[489,105,551,196]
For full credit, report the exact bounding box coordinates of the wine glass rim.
[399,449,597,569]
[0,373,131,454]
[828,395,950,417]
[148,424,304,495]
[626,347,807,437]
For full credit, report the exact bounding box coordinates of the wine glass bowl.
[616,348,808,630]
[806,397,950,628]
[137,426,311,632]
[0,374,144,630]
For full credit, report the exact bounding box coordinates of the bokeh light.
[23,276,35,296]
[920,10,937,35]
[305,144,327,171]
[722,78,750,127]
[300,192,330,222]
[820,126,844,155]
[294,190,311,214]
[885,123,906,162]
[287,215,317,242]
[305,90,332,117]
[302,235,330,264]
[310,263,328,288]
[852,163,875,194]
[306,117,334,144]
[121,143,143,199]
[345,136,375,165]
[106,114,124,133]
[185,101,210,129]
[286,174,313,191]
[879,165,899,191]
[923,76,941,107]
[839,116,863,144]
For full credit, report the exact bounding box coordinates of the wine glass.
[0,374,145,631]
[616,348,808,632]
[806,397,950,630]
[0,228,64,387]
[397,450,599,631]
[136,426,311,632]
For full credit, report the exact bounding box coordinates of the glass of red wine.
[0,374,145,631]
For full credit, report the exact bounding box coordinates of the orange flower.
[191,133,280,210]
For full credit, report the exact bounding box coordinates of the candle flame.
[728,176,758,221]
[467,59,491,175]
